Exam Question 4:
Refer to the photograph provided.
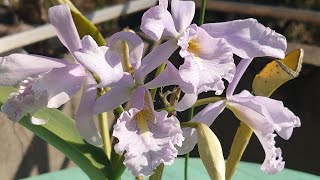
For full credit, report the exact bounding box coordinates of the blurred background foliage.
[0,0,319,59]
[0,0,319,45]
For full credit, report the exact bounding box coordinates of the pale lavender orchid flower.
[91,31,184,176]
[142,0,235,111]
[0,4,124,147]
[178,58,301,174]
[142,0,287,111]
[93,30,178,114]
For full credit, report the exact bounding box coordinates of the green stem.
[98,112,111,159]
[199,0,207,25]
[194,96,222,107]
[116,106,125,115]
[184,153,189,180]
[180,121,200,129]
[151,62,167,100]
[184,107,194,180]
[188,107,194,120]
[161,97,223,113]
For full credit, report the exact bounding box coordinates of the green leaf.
[149,164,165,180]
[0,87,14,102]
[0,87,112,180]
[71,10,106,46]
[110,150,126,179]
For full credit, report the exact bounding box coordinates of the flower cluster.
[0,0,300,177]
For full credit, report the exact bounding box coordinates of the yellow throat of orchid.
[188,40,202,58]
[133,92,155,143]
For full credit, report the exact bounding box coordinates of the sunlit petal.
[202,18,287,59]
[76,74,102,147]
[48,4,81,52]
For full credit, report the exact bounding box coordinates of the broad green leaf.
[0,87,112,180]
[55,0,106,46]
[110,144,126,179]
[252,49,303,96]
[226,49,304,180]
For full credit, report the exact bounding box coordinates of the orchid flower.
[88,31,184,176]
[142,0,287,111]
[92,31,178,113]
[142,0,235,111]
[178,58,301,174]
[0,4,121,147]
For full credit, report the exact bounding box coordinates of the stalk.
[98,112,111,159]
[199,0,207,25]
[151,62,166,100]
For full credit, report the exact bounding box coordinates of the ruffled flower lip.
[112,88,184,177]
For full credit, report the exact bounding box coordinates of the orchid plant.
[0,0,303,179]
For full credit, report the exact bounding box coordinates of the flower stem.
[96,89,112,159]
[184,107,194,180]
[194,96,222,107]
[188,107,194,120]
[180,121,199,129]
[98,112,111,159]
[116,106,125,115]
[161,97,223,113]
[199,0,207,25]
[184,153,189,180]
[151,62,167,100]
